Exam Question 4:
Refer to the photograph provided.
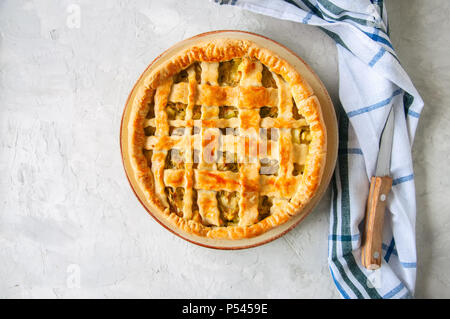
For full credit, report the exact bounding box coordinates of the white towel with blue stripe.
[213,0,423,298]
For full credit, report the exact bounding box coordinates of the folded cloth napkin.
[213,0,424,298]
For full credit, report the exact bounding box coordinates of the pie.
[127,38,326,240]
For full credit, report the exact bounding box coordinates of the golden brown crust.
[128,38,327,240]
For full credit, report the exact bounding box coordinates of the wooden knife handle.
[361,176,393,270]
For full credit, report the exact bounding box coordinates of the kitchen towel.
[213,0,423,298]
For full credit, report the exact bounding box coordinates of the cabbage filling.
[261,65,277,88]
[192,189,202,223]
[293,163,305,176]
[291,127,311,144]
[174,69,188,83]
[192,105,202,120]
[260,106,278,118]
[165,187,184,217]
[218,59,242,86]
[258,195,272,221]
[144,126,156,136]
[292,98,304,120]
[219,106,238,119]
[166,102,186,120]
[217,191,240,224]
[217,152,239,173]
[165,149,184,169]
[143,150,153,168]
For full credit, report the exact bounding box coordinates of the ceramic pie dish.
[121,31,337,249]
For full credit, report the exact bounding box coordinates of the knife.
[361,107,394,270]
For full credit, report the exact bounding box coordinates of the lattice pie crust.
[128,39,326,239]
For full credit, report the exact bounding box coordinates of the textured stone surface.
[0,0,448,298]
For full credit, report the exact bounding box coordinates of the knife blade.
[375,106,395,176]
[361,107,395,270]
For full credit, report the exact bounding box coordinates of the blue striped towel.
[213,0,423,298]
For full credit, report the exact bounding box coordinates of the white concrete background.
[0,0,448,298]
